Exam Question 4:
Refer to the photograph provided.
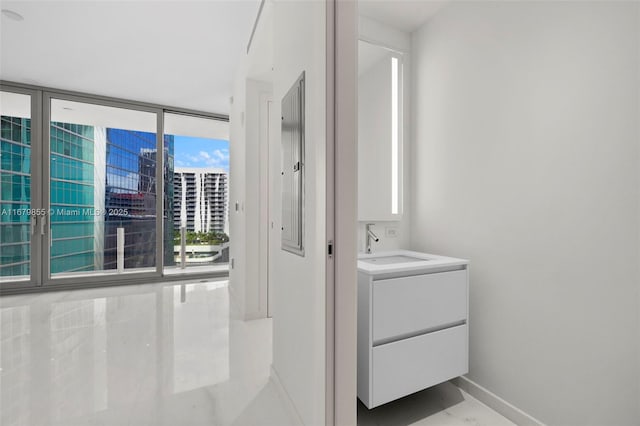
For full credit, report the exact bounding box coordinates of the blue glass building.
[0,114,175,277]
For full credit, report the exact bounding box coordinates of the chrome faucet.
[366,223,379,254]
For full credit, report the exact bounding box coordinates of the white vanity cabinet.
[357,250,469,409]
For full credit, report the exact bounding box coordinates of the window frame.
[0,80,229,294]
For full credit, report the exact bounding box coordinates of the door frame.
[326,0,358,425]
[259,92,273,318]
[41,90,163,288]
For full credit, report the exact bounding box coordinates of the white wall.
[411,2,640,425]
[229,71,246,320]
[357,16,412,253]
[230,2,328,423]
[270,1,327,425]
[245,79,272,320]
[229,2,273,321]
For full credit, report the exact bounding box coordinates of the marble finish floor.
[0,279,295,426]
[1,278,514,426]
[358,381,515,426]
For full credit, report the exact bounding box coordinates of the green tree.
[173,229,230,245]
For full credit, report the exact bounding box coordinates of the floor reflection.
[1,305,31,426]
[0,280,288,426]
[169,282,229,394]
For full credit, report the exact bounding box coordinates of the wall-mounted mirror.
[358,40,403,221]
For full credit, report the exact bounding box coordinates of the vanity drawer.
[371,324,468,407]
[372,270,467,343]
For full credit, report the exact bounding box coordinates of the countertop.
[357,249,469,277]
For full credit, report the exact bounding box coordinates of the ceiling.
[0,1,259,115]
[359,0,448,32]
[0,90,229,139]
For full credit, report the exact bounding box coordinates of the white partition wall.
[229,1,360,424]
[270,2,328,424]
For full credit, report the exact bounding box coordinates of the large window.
[48,98,159,278]
[0,91,32,282]
[0,85,229,291]
[163,113,230,276]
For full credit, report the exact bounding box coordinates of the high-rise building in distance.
[0,116,31,277]
[173,168,228,234]
[0,113,175,277]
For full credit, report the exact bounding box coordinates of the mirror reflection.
[358,40,403,221]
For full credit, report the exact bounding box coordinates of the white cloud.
[177,147,229,169]
[204,149,230,167]
[215,149,228,160]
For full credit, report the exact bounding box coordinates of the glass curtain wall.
[0,86,229,290]
[163,113,230,275]
[0,91,32,283]
[48,98,159,278]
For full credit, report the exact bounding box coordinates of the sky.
[173,135,229,172]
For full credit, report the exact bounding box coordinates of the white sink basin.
[357,250,468,276]
[359,255,427,265]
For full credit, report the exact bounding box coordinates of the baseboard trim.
[452,376,546,426]
[270,365,305,426]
